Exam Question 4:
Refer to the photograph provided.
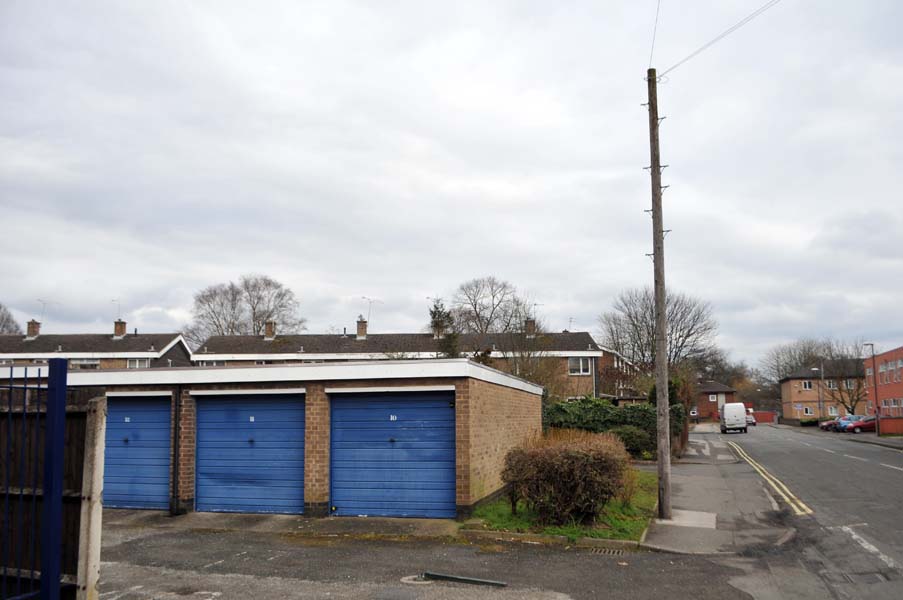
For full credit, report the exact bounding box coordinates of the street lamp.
[864,343,880,436]
[811,363,825,420]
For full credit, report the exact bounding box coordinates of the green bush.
[544,396,686,446]
[608,425,652,457]
[800,418,819,427]
[502,431,629,526]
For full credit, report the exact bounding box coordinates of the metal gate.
[1,359,73,600]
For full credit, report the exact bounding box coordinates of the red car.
[843,416,876,433]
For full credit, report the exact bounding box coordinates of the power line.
[648,0,662,69]
[659,0,784,78]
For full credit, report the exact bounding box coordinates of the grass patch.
[473,470,657,542]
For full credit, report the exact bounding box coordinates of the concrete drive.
[100,509,750,600]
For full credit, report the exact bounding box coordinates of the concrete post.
[76,397,107,600]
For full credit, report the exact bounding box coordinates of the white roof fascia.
[190,388,307,396]
[157,335,189,357]
[0,352,162,359]
[106,391,173,397]
[325,385,456,394]
[65,359,543,396]
[189,350,603,361]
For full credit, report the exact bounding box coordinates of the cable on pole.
[648,0,663,69]
[658,0,784,78]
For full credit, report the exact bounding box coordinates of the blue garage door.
[330,392,456,518]
[196,395,305,514]
[104,397,172,509]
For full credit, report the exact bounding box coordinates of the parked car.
[746,412,757,426]
[834,415,865,432]
[819,417,841,431]
[843,416,876,434]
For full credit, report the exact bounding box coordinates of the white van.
[720,402,748,434]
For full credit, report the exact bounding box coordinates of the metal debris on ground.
[421,572,507,587]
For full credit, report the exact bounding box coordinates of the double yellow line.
[727,441,814,516]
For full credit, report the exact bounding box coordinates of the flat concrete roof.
[5,359,543,395]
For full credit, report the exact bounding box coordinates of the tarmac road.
[723,423,903,597]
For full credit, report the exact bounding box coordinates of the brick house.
[780,360,866,421]
[864,345,903,418]
[67,359,542,518]
[0,319,191,370]
[192,317,640,402]
[695,380,737,421]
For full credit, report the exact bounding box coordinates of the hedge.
[544,396,686,446]
[502,430,629,525]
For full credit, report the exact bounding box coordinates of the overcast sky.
[2,1,901,365]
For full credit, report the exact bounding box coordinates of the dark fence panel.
[1,361,79,600]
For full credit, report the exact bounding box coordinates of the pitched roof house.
[0,319,192,370]
[193,317,640,401]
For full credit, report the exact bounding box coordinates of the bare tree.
[451,276,527,336]
[183,274,306,348]
[0,303,22,335]
[819,339,867,416]
[598,287,717,371]
[759,338,830,385]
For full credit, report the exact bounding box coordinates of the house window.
[826,380,837,390]
[197,360,225,367]
[803,406,814,416]
[802,380,813,390]
[882,399,890,408]
[568,357,591,375]
[70,359,100,370]
[828,406,838,416]
[0,360,11,366]
[844,379,855,390]
[127,358,150,369]
[709,394,717,402]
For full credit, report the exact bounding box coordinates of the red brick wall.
[865,346,903,418]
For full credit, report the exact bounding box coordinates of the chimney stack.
[114,319,127,338]
[356,315,368,340]
[524,318,536,338]
[26,320,41,339]
[264,320,276,340]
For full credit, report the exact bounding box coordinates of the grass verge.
[472,469,658,542]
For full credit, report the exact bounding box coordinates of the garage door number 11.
[389,414,397,421]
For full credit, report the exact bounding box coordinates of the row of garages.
[72,359,542,519]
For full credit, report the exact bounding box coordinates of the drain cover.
[590,547,625,556]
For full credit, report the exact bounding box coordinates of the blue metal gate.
[330,392,456,518]
[195,395,305,514]
[104,397,172,510]
[1,359,70,600]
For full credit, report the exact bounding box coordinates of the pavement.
[642,427,793,556]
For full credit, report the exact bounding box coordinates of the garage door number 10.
[389,414,398,421]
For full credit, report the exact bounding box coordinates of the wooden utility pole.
[646,67,672,520]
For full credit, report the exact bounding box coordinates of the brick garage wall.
[103,374,539,517]
[456,378,541,508]
[304,384,329,515]
[175,390,195,511]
